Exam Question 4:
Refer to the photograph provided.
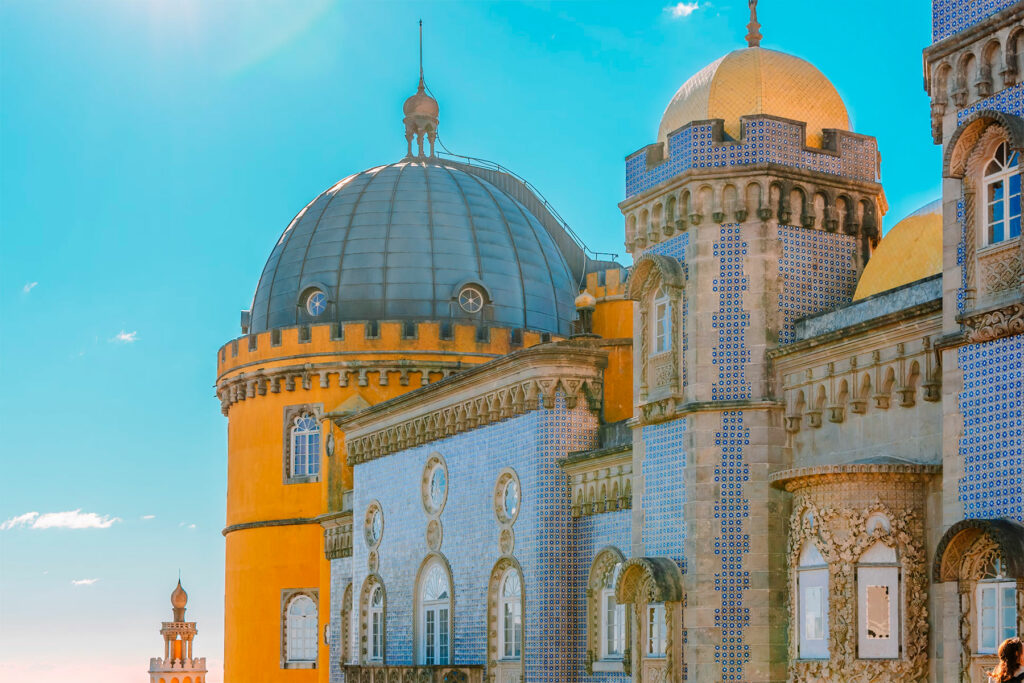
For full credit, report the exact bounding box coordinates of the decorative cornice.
[222,510,351,537]
[634,398,783,426]
[769,461,941,491]
[561,445,632,518]
[335,342,608,465]
[958,299,1024,343]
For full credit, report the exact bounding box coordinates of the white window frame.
[369,585,384,663]
[983,141,1021,246]
[646,603,666,658]
[653,288,672,355]
[418,563,451,665]
[797,543,829,660]
[976,580,1018,654]
[285,594,318,664]
[499,570,522,660]
[600,587,626,661]
[290,414,321,478]
[857,543,900,660]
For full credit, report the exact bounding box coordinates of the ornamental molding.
[334,343,607,465]
[485,556,523,676]
[561,446,633,517]
[786,496,930,682]
[584,547,629,675]
[216,359,468,415]
[945,111,1024,179]
[770,462,941,491]
[958,299,1024,343]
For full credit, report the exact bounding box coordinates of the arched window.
[290,414,320,478]
[499,570,522,659]
[600,563,626,661]
[646,603,667,657]
[369,585,384,662]
[285,595,317,663]
[857,542,899,659]
[797,543,829,659]
[975,556,1018,653]
[653,288,672,354]
[984,141,1021,245]
[418,563,451,665]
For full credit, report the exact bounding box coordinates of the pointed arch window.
[290,414,320,478]
[984,141,1021,245]
[797,542,829,659]
[368,585,384,662]
[976,557,1018,653]
[653,288,672,354]
[419,564,451,665]
[285,595,318,663]
[500,570,522,659]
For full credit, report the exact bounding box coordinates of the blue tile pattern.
[713,411,751,681]
[957,336,1024,522]
[712,226,751,401]
[645,232,690,389]
[640,419,688,570]
[777,226,857,345]
[351,397,597,681]
[932,0,1017,42]
[957,83,1024,122]
[329,557,353,683]
[625,119,877,198]
[957,195,967,313]
[572,510,632,682]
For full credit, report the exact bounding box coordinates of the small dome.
[574,291,596,309]
[171,580,188,609]
[404,86,439,118]
[658,47,850,148]
[853,199,942,300]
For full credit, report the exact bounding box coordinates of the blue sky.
[0,1,938,681]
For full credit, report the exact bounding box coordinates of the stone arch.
[651,202,664,237]
[358,573,386,664]
[697,185,714,223]
[769,181,785,221]
[664,194,677,231]
[626,214,637,245]
[627,254,685,301]
[745,181,763,219]
[934,60,954,103]
[934,518,1024,582]
[413,552,455,664]
[981,39,1002,93]
[944,109,1024,178]
[486,555,525,675]
[723,183,739,221]
[340,582,353,664]
[614,557,684,604]
[1007,27,1024,80]
[957,50,978,98]
[585,547,628,671]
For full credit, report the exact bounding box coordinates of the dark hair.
[989,637,1023,683]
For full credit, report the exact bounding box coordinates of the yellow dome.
[658,47,850,148]
[853,199,942,300]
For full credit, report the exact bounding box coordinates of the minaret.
[402,20,439,158]
[148,580,207,683]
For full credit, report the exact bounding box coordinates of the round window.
[365,503,383,548]
[429,466,446,509]
[306,290,327,316]
[421,454,448,515]
[503,478,519,518]
[458,285,485,314]
[493,468,521,525]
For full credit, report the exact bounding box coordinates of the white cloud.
[179,522,196,529]
[665,1,701,18]
[71,578,98,586]
[141,514,155,520]
[1,510,121,530]
[110,330,138,344]
[22,281,38,294]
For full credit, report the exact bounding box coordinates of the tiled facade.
[777,226,858,345]
[640,419,688,569]
[932,0,1017,41]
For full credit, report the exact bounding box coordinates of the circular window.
[421,454,448,515]
[306,290,327,316]
[458,285,485,314]
[364,502,383,548]
[493,468,521,525]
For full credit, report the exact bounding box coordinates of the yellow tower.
[216,52,591,680]
[149,580,207,683]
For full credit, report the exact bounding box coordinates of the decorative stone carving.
[562,446,632,518]
[485,556,523,681]
[960,300,1024,342]
[584,547,628,675]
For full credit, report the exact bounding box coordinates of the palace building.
[214,2,1024,681]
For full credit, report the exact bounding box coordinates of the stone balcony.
[341,664,484,683]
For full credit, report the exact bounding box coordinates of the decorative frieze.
[561,445,632,517]
[959,299,1024,342]
[321,511,353,561]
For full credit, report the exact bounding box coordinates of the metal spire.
[418,19,424,87]
[746,0,762,48]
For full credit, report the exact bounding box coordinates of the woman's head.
[990,637,1023,682]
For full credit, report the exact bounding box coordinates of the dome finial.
[403,20,439,158]
[746,0,762,48]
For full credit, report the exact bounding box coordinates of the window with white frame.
[653,288,672,354]
[857,542,900,659]
[369,585,384,662]
[600,563,626,660]
[419,563,451,665]
[499,570,522,659]
[290,413,320,478]
[984,141,1021,245]
[976,557,1018,654]
[646,603,667,658]
[797,543,829,660]
[285,595,317,663]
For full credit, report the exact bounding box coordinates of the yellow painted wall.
[584,269,634,424]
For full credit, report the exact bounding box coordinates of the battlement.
[625,115,879,199]
[149,656,207,672]
[582,267,628,301]
[217,321,556,376]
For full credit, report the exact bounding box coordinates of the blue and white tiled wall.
[957,336,1024,522]
[329,556,352,683]
[640,419,688,570]
[933,0,1017,42]
[712,226,751,401]
[777,226,858,345]
[625,118,878,198]
[350,398,597,682]
[958,83,1024,122]
[644,232,690,389]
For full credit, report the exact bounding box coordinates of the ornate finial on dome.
[171,579,188,621]
[403,20,439,159]
[746,0,762,48]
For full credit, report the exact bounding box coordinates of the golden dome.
[658,47,850,148]
[853,199,942,300]
[171,580,188,609]
[403,79,438,118]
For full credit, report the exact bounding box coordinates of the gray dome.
[248,159,579,335]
